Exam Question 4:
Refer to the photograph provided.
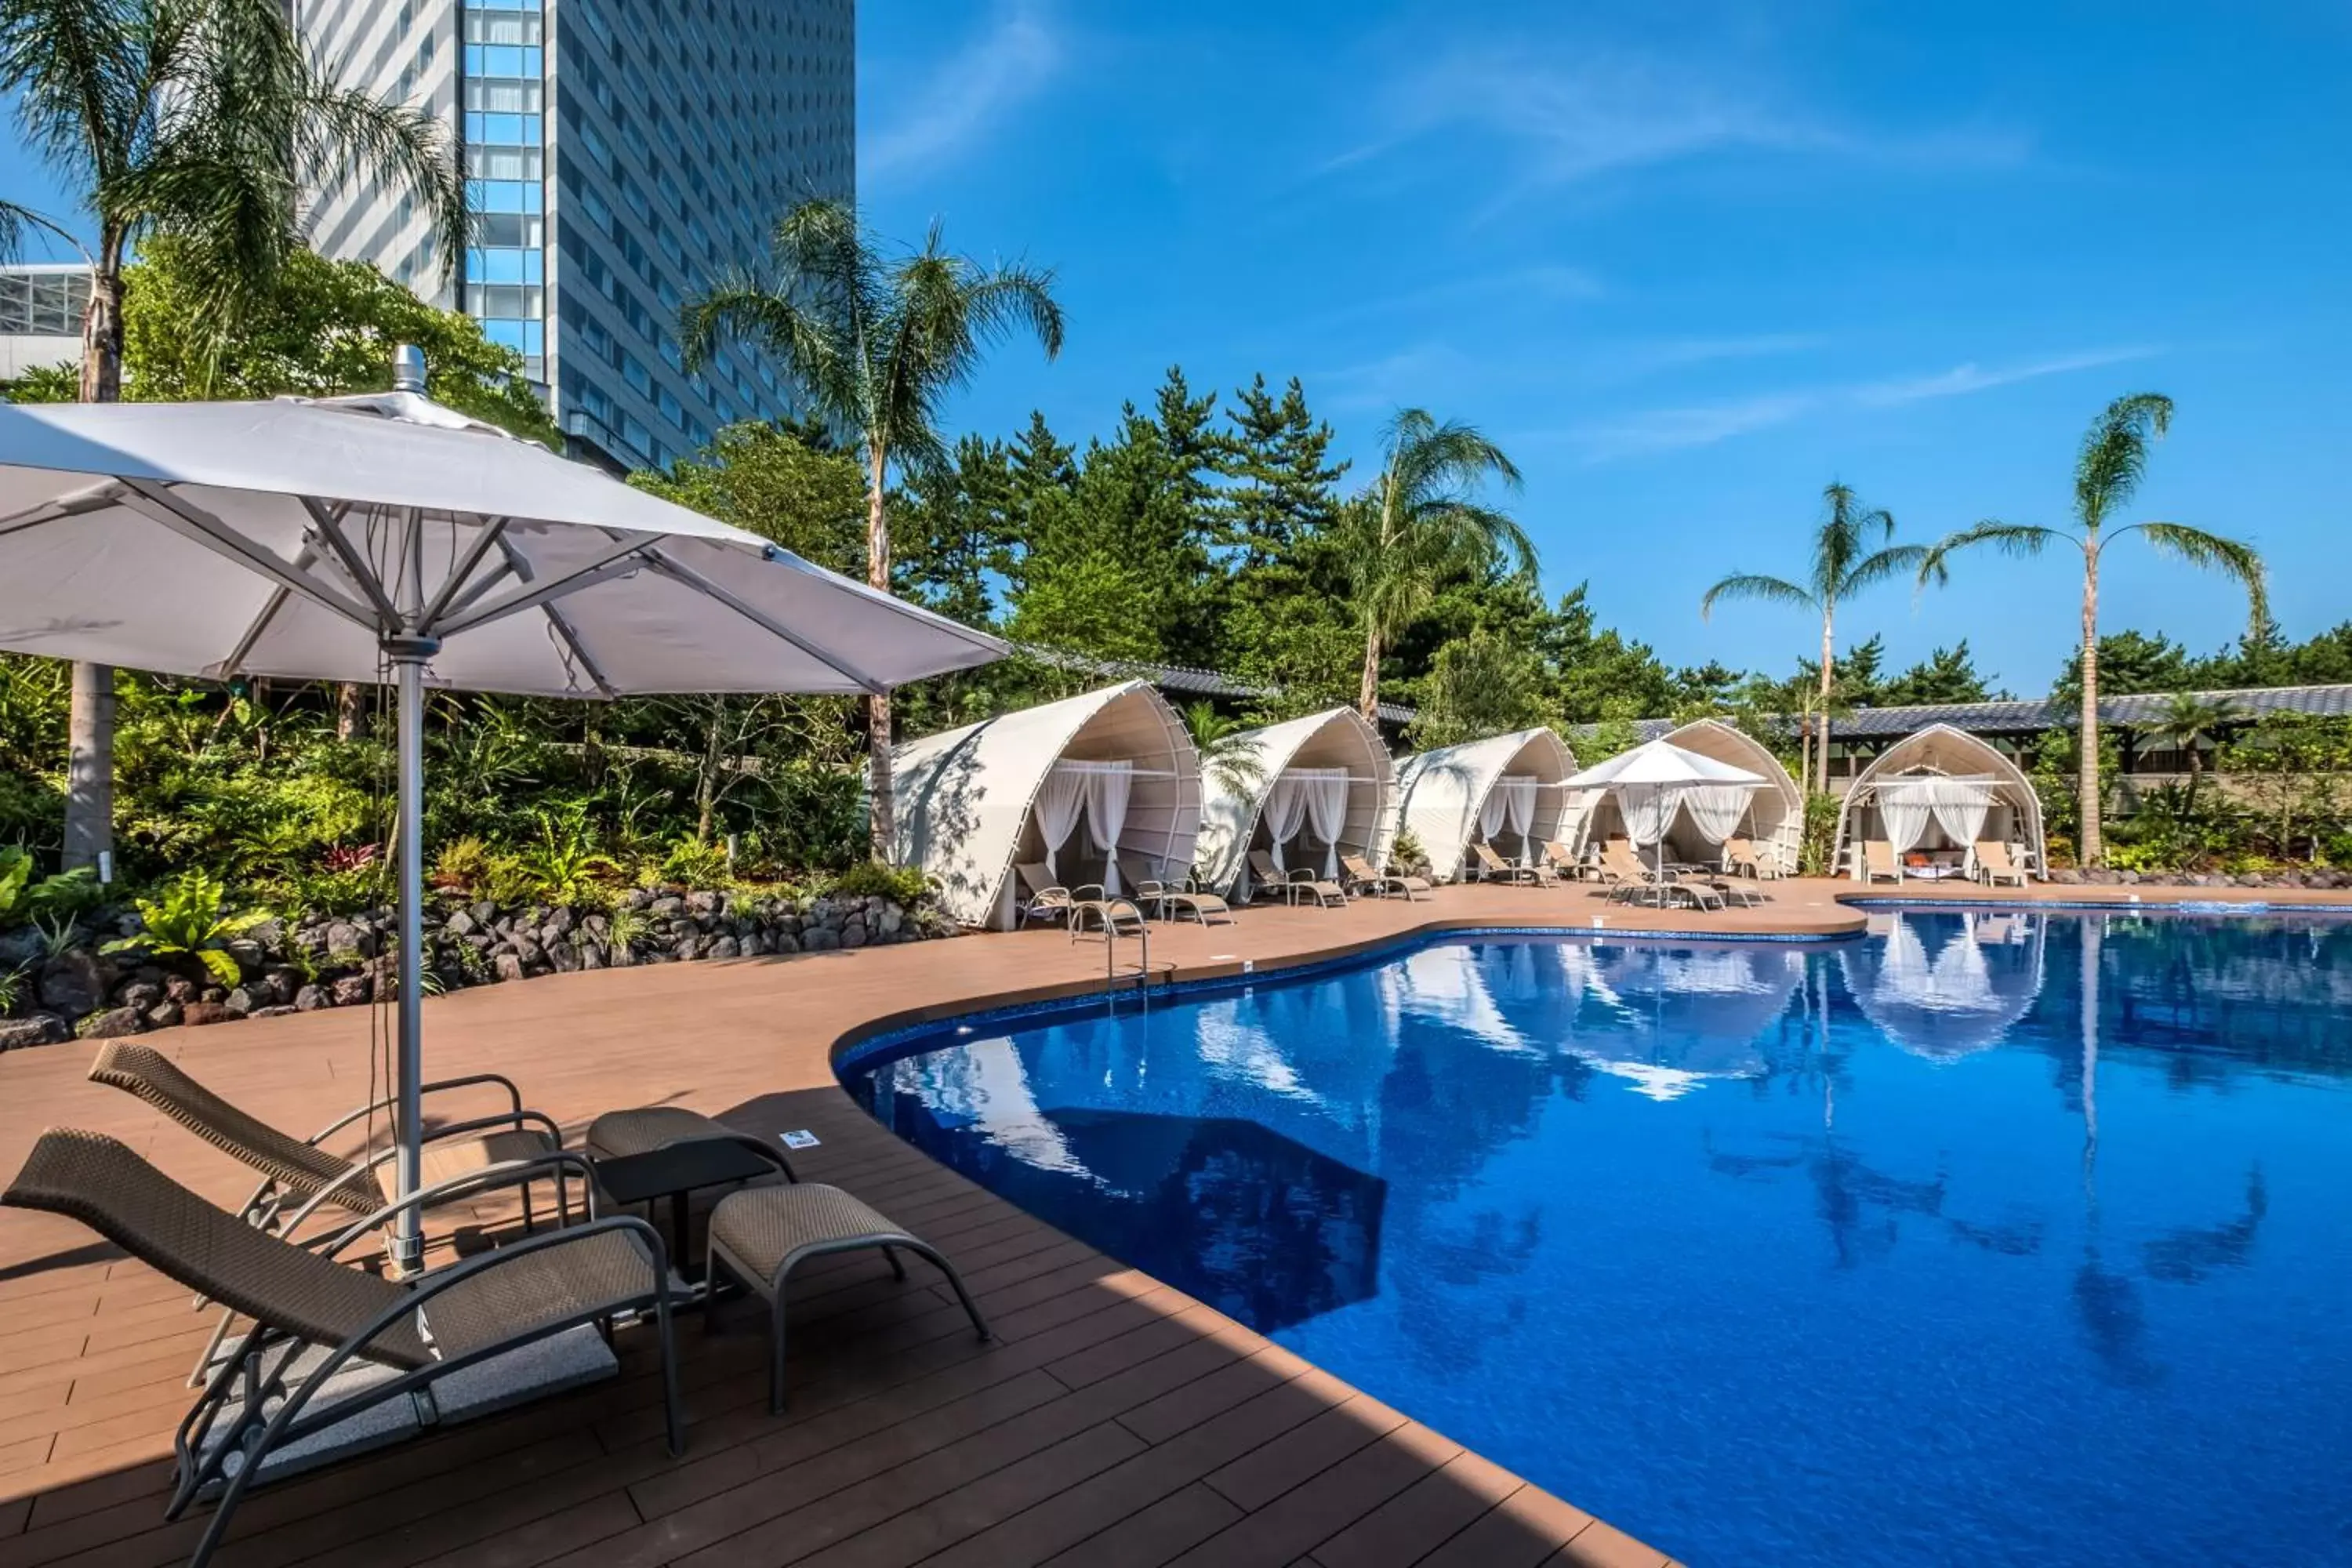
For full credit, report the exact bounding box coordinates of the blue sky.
[9,2,2345,692]
[859,0,2351,691]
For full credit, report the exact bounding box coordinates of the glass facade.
[296,0,853,474]
[463,0,547,378]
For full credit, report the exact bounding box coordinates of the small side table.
[593,1139,779,1284]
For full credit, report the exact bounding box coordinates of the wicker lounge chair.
[1973,840,2029,887]
[1014,862,1099,925]
[1341,852,1429,900]
[3,1128,680,1568]
[88,1042,568,1238]
[1472,840,1556,885]
[1863,841,1904,883]
[1246,850,1346,907]
[1543,840,1588,880]
[707,1182,990,1414]
[1118,853,1233,924]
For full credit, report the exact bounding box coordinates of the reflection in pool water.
[846,909,2352,1566]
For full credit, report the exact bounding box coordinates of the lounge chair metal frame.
[1341,852,1428,901]
[1973,840,2030,887]
[1117,855,1234,925]
[1472,840,1557,886]
[4,1131,681,1568]
[1246,851,1346,908]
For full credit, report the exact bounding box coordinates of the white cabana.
[1649,718,1804,873]
[1566,739,1765,890]
[1385,728,1580,883]
[1840,909,2049,1059]
[1834,723,2045,881]
[891,681,1203,929]
[1194,706,1391,898]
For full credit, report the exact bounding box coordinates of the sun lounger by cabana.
[1247,849,1346,907]
[1341,852,1429,900]
[3,1128,681,1568]
[1863,841,1904,883]
[1118,852,1232,924]
[1720,836,1780,879]
[893,681,1203,930]
[1014,862,1082,925]
[1974,839,2029,887]
[1385,728,1581,884]
[1472,840,1558,885]
[1834,723,2046,884]
[1194,706,1391,904]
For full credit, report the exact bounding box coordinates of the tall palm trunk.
[865,441,895,860]
[1356,622,1382,723]
[1816,604,1836,794]
[2078,550,2103,866]
[63,242,125,873]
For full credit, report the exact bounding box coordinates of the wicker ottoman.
[706,1183,991,1412]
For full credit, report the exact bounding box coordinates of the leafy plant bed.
[0,883,956,1051]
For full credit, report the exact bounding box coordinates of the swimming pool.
[843,909,2352,1566]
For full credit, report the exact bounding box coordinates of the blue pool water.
[843,910,2352,1566]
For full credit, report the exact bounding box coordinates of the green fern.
[104,872,271,989]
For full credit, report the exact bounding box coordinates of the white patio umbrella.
[1565,738,1764,893]
[0,349,1006,1266]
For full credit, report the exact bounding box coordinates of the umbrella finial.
[392,343,427,394]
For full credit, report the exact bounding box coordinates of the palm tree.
[1917,394,2264,865]
[1346,408,1530,722]
[1700,484,1927,793]
[2151,691,2242,815]
[681,198,1064,858]
[3,0,468,870]
[1183,701,1267,800]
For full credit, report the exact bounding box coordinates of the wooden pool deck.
[0,875,2337,1566]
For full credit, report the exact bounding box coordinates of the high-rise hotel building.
[292,0,853,472]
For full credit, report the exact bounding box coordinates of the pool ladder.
[1069,898,1171,1002]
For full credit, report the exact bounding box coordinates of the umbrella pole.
[388,638,437,1275]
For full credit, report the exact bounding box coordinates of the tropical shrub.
[105,872,271,986]
[826,862,930,904]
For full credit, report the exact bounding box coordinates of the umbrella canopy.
[0,391,1001,695]
[1563,738,1765,791]
[0,364,1006,1267]
[1565,739,1765,888]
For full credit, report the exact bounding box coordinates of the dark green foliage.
[826,861,931,903]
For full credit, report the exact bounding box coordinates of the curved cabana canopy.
[1388,728,1579,883]
[1834,723,2045,881]
[1194,707,1392,898]
[1653,719,1804,873]
[1841,909,2049,1059]
[891,681,1203,928]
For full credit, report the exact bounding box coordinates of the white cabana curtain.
[1083,762,1134,892]
[1875,775,1998,855]
[1615,782,1682,848]
[1033,764,1088,878]
[1290,768,1352,877]
[1486,776,1539,864]
[1262,774,1310,872]
[1679,783,1755,847]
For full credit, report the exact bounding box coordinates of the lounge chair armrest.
[314,1149,601,1262]
[1069,883,1107,901]
[308,1073,531,1144]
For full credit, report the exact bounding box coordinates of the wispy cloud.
[1856,347,2160,406]
[865,1,1061,180]
[1323,42,2029,201]
[1573,392,1824,460]
[1572,345,2162,461]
